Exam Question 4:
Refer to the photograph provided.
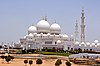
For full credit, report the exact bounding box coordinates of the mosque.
[20,17,73,51]
[19,9,100,52]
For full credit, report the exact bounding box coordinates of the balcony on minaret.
[80,25,85,28]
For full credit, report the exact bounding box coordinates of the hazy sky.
[0,0,100,43]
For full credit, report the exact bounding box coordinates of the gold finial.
[42,16,47,21]
[32,24,34,26]
[55,21,56,23]
[44,16,47,21]
[82,6,84,13]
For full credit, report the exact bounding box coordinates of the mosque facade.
[20,17,74,51]
[19,9,100,52]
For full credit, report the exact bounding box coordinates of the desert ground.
[0,54,88,66]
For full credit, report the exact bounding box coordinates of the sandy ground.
[0,58,89,66]
[0,54,89,66]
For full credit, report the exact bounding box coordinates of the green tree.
[36,59,42,66]
[55,59,62,66]
[5,57,11,63]
[29,60,33,66]
[65,61,71,66]
[0,55,5,63]
[24,60,28,66]
[11,56,14,61]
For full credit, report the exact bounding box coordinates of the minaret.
[80,8,85,42]
[75,20,79,42]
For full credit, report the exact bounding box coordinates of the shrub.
[4,56,7,59]
[24,60,28,66]
[36,59,42,65]
[5,57,11,63]
[11,56,14,61]
[1,55,5,59]
[55,61,60,66]
[65,61,71,66]
[22,50,26,54]
[55,59,62,66]
[29,60,33,66]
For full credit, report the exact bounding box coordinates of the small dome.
[94,40,99,43]
[63,34,68,38]
[28,33,33,37]
[57,40,61,44]
[43,34,47,37]
[24,36,26,38]
[81,42,85,45]
[50,22,61,34]
[79,44,81,46]
[86,42,90,45]
[28,25,37,33]
[92,43,95,45]
[47,33,50,36]
[75,41,79,44]
[37,19,50,33]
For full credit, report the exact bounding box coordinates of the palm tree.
[36,59,42,66]
[24,59,28,66]
[0,55,5,63]
[29,60,33,66]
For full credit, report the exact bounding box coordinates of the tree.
[24,60,28,66]
[11,56,14,61]
[5,56,11,63]
[36,59,42,66]
[78,48,82,53]
[29,60,33,66]
[55,59,62,66]
[0,55,5,63]
[65,61,71,66]
[4,56,7,59]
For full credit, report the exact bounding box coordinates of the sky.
[0,0,100,44]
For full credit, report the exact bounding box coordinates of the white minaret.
[75,20,79,42]
[80,8,85,43]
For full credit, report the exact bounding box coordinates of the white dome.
[28,25,37,33]
[92,43,95,45]
[57,40,61,44]
[75,41,79,44]
[63,34,68,38]
[24,36,26,38]
[37,20,50,33]
[47,33,50,36]
[50,22,61,34]
[43,34,47,37]
[28,33,33,37]
[81,42,85,45]
[86,42,90,45]
[94,40,99,43]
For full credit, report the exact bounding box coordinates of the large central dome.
[37,19,50,33]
